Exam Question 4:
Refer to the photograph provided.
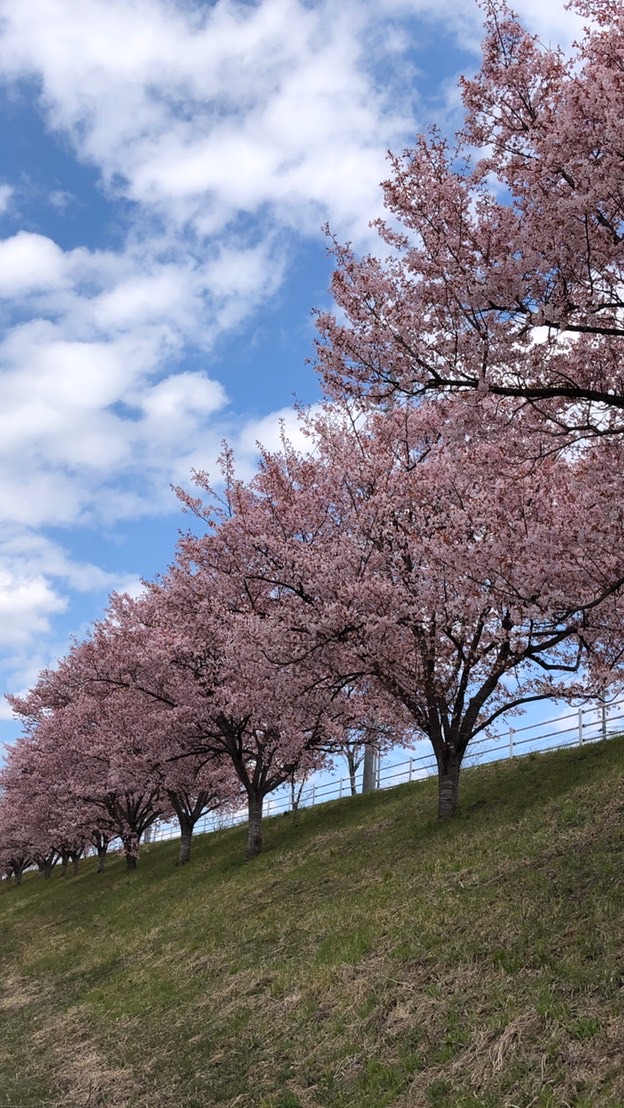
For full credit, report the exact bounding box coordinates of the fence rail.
[148,698,624,845]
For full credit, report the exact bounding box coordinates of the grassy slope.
[1,740,624,1108]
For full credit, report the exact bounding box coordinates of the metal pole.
[578,707,583,745]
[508,727,514,759]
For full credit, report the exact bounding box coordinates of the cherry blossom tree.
[13,574,332,863]
[316,0,624,438]
[10,574,311,865]
[0,736,89,880]
[295,0,624,818]
[100,573,356,858]
[68,595,246,865]
[9,663,169,872]
[185,399,624,821]
[0,797,31,887]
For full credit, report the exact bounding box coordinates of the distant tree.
[0,799,31,887]
[9,665,169,873]
[0,736,92,880]
[342,736,365,797]
[339,721,389,796]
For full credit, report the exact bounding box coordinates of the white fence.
[148,698,624,844]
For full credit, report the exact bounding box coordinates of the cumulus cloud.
[0,0,580,705]
[0,231,68,295]
[133,372,228,444]
[0,0,443,240]
[0,528,142,659]
[0,228,287,533]
[0,570,67,647]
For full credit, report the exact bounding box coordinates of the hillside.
[2,739,624,1108]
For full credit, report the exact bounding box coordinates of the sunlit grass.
[2,738,624,1106]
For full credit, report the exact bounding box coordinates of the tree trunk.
[14,870,22,887]
[96,845,107,873]
[178,818,193,866]
[438,755,461,821]
[347,752,358,796]
[123,835,139,870]
[43,861,53,880]
[246,794,263,858]
[71,857,80,877]
[289,776,306,812]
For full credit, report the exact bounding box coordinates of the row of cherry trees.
[2,0,624,884]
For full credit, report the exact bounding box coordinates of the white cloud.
[0,530,144,707]
[0,184,13,214]
[0,0,581,727]
[236,403,321,468]
[0,531,138,594]
[48,188,72,211]
[512,0,584,48]
[0,0,432,241]
[0,229,287,531]
[0,570,67,647]
[134,372,227,442]
[92,269,191,330]
[0,231,67,295]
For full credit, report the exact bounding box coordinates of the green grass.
[2,739,624,1107]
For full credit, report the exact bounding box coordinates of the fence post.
[408,758,413,783]
[508,727,514,758]
[339,778,343,799]
[578,707,584,745]
[602,703,607,741]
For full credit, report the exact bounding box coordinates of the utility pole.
[362,742,379,793]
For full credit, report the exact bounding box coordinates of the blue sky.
[0,0,581,753]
